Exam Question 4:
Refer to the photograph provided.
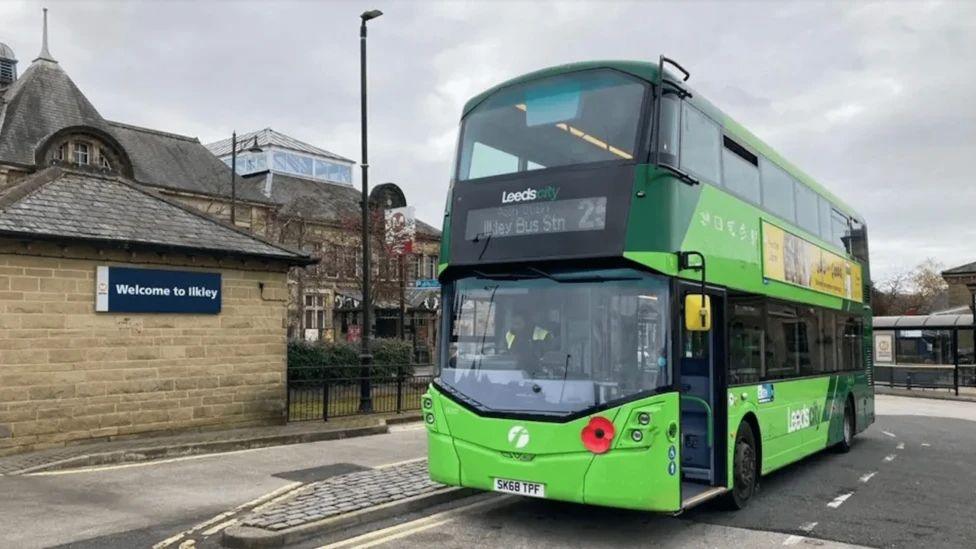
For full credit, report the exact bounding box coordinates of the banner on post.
[385,206,416,255]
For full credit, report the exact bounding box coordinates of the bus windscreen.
[457,69,646,181]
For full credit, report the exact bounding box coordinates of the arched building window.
[36,126,133,178]
[73,142,90,165]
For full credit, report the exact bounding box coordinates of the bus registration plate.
[493,477,546,498]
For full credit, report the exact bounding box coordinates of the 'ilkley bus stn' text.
[465,197,607,240]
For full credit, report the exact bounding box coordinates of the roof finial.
[35,7,56,62]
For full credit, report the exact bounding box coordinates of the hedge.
[288,338,416,381]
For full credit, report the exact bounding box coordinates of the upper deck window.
[794,181,820,236]
[679,104,721,183]
[721,136,760,204]
[457,70,646,181]
[760,158,796,223]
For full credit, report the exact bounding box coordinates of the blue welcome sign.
[96,266,222,314]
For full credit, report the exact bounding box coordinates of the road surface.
[0,395,972,548]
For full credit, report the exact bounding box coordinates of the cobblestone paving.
[0,414,407,475]
[241,460,442,531]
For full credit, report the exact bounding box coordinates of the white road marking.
[319,494,513,549]
[153,481,304,548]
[783,521,818,544]
[389,422,425,433]
[884,454,897,462]
[882,431,896,438]
[827,492,853,508]
[353,518,453,549]
[29,446,273,476]
[921,443,931,447]
[233,481,304,512]
[153,456,425,548]
[28,432,420,477]
[152,533,186,549]
[896,442,905,450]
[375,457,427,469]
[201,518,238,537]
[859,472,877,483]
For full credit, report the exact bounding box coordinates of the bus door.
[677,284,727,488]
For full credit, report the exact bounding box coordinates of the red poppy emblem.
[581,416,616,454]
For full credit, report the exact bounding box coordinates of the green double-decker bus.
[423,57,874,511]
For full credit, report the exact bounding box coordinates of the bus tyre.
[835,400,855,453]
[725,422,758,510]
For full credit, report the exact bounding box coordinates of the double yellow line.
[319,493,514,549]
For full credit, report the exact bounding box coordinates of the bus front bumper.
[424,387,683,512]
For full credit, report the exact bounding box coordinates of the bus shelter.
[872,314,975,394]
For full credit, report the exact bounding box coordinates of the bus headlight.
[423,397,433,410]
[637,412,651,425]
[631,429,644,442]
[425,413,435,425]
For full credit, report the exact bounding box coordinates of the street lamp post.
[229,132,261,225]
[358,9,383,413]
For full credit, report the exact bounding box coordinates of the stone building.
[0,165,311,455]
[0,14,442,362]
[943,261,976,313]
[0,22,314,454]
[205,130,442,356]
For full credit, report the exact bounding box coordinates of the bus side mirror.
[684,294,712,332]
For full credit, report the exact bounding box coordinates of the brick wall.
[0,240,292,456]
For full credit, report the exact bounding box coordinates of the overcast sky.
[2,0,974,282]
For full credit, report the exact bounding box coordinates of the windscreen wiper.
[435,380,489,410]
[654,162,699,186]
[474,232,493,261]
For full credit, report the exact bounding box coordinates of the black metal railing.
[287,364,434,421]
[875,364,976,395]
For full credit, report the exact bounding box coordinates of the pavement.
[0,423,430,549]
[1,394,973,548]
[875,385,976,402]
[0,413,418,475]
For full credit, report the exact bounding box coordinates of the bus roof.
[461,60,862,222]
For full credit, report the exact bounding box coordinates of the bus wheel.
[725,422,757,510]
[835,399,855,453]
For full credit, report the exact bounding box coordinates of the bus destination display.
[465,196,607,240]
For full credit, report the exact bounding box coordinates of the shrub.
[287,338,416,381]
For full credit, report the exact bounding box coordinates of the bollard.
[906,372,912,391]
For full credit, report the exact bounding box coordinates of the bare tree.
[872,258,949,316]
[336,207,413,336]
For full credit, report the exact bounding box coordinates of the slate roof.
[105,121,273,204]
[237,171,441,237]
[206,128,354,163]
[0,57,255,203]
[943,262,976,276]
[0,167,314,265]
[0,59,111,167]
[0,57,439,238]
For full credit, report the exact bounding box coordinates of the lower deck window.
[729,295,864,384]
